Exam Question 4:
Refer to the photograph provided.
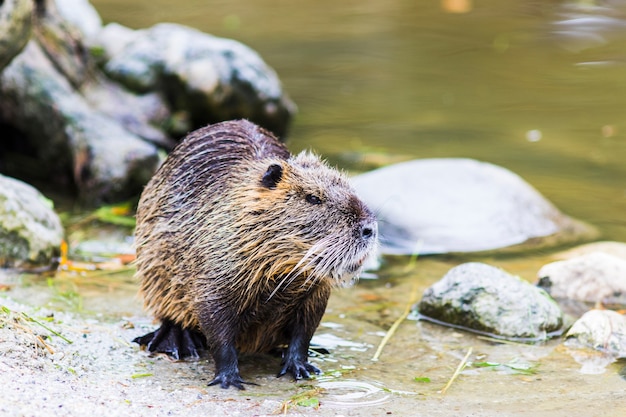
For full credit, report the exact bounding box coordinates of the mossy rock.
[0,174,63,268]
[417,262,563,340]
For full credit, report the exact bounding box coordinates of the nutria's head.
[230,150,378,293]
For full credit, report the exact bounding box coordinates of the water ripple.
[317,379,412,408]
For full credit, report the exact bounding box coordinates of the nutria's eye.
[306,194,322,205]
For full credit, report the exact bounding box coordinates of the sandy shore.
[0,296,307,417]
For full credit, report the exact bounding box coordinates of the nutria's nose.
[361,221,377,240]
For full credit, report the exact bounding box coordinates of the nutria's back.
[134,119,377,388]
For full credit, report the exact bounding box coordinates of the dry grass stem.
[371,283,420,361]
[440,347,473,395]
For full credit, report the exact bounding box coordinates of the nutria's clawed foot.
[133,320,206,360]
[277,359,321,380]
[208,371,256,390]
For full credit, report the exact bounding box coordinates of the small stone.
[537,252,626,304]
[565,309,626,358]
[417,262,563,340]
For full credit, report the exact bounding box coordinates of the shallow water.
[5,250,625,416]
[10,0,626,415]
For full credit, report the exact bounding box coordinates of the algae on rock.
[417,262,563,340]
[0,174,63,268]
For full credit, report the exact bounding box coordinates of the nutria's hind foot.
[277,358,321,380]
[133,320,207,360]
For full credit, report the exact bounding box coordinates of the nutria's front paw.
[208,371,250,390]
[277,359,321,380]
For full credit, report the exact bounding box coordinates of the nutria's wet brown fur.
[133,119,377,389]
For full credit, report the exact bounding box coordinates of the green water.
[92,0,626,244]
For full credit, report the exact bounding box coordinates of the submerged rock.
[417,262,563,340]
[351,158,595,255]
[537,252,626,305]
[565,309,626,358]
[0,174,63,268]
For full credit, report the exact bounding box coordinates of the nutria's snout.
[357,206,378,254]
[322,211,378,286]
[351,194,377,242]
[361,222,376,240]
[359,217,378,241]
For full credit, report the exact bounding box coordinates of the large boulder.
[0,40,160,203]
[99,22,296,138]
[352,158,595,255]
[417,262,563,340]
[0,0,164,203]
[0,0,295,203]
[0,174,63,268]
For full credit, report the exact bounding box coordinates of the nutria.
[133,119,377,389]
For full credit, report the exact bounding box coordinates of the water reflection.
[565,346,618,375]
[552,2,626,54]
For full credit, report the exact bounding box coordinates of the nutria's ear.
[261,164,283,189]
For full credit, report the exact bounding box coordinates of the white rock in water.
[566,309,626,358]
[537,252,626,303]
[351,158,591,255]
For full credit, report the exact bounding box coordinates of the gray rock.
[101,22,296,137]
[417,262,563,340]
[537,252,626,304]
[351,158,595,255]
[0,41,160,203]
[0,174,63,268]
[82,76,174,149]
[0,0,33,72]
[565,309,626,358]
